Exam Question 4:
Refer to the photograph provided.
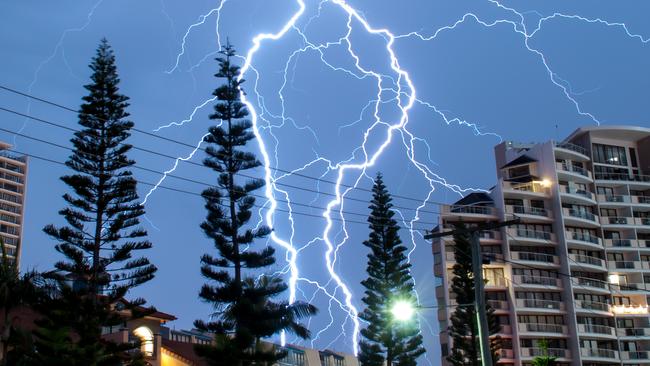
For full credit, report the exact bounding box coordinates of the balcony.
[518,323,567,334]
[574,300,610,314]
[442,205,498,219]
[566,231,602,248]
[556,162,593,182]
[597,194,632,205]
[595,172,650,185]
[611,304,650,315]
[513,275,562,288]
[614,283,650,293]
[572,277,609,292]
[554,141,589,159]
[505,205,551,220]
[607,261,644,271]
[569,254,607,271]
[605,238,638,249]
[563,208,600,228]
[600,216,634,226]
[511,251,560,266]
[515,298,564,311]
[577,323,617,337]
[509,228,554,243]
[618,328,650,337]
[636,217,650,227]
[633,195,650,205]
[621,351,650,361]
[521,347,569,359]
[560,185,596,204]
[498,349,514,359]
[580,348,619,360]
[487,300,509,311]
[485,277,507,288]
[503,181,550,197]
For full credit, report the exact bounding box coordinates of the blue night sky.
[2,0,650,363]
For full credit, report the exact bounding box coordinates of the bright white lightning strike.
[148,0,650,358]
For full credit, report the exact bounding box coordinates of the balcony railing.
[604,238,635,248]
[573,277,608,290]
[554,141,588,156]
[514,275,561,287]
[516,298,563,310]
[518,323,566,334]
[504,181,550,194]
[618,328,650,337]
[0,151,27,163]
[485,277,507,287]
[567,231,601,245]
[577,323,616,336]
[633,195,650,205]
[506,205,549,217]
[569,254,605,268]
[513,228,552,241]
[621,351,650,361]
[557,162,591,178]
[446,205,496,216]
[597,194,631,203]
[575,300,610,312]
[487,300,509,310]
[561,185,594,200]
[511,251,559,264]
[595,172,650,183]
[580,348,619,359]
[564,208,597,222]
[521,347,569,358]
[636,217,650,226]
[608,261,643,270]
[600,216,633,225]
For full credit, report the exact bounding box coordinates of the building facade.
[0,141,27,268]
[433,126,650,365]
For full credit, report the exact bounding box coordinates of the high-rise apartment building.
[0,141,27,268]
[433,126,650,366]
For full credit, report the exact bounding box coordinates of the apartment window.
[575,293,608,303]
[483,268,505,285]
[530,200,545,208]
[613,296,631,306]
[630,147,638,167]
[593,143,628,166]
[509,165,530,179]
[597,186,614,196]
[513,268,558,278]
[618,319,634,328]
[600,208,617,217]
[279,347,306,366]
[515,292,561,301]
[517,315,564,324]
[486,292,506,301]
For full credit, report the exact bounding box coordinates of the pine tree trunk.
[93,126,106,297]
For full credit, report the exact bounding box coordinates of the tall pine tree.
[36,39,157,365]
[447,221,501,366]
[193,42,316,366]
[358,173,425,366]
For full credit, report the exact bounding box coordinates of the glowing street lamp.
[391,300,416,322]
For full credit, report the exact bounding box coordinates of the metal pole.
[470,231,493,366]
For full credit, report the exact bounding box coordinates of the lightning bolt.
[148,0,650,358]
[17,0,104,145]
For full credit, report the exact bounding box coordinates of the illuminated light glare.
[611,305,649,315]
[608,274,621,285]
[391,300,416,322]
[133,326,154,356]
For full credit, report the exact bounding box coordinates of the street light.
[391,300,416,322]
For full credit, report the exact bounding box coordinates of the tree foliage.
[193,42,316,366]
[35,39,156,364]
[446,222,501,366]
[358,173,425,366]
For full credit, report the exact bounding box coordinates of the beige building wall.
[0,141,27,269]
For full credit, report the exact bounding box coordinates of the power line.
[0,104,449,218]
[6,147,438,232]
[0,84,480,207]
[0,125,443,227]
